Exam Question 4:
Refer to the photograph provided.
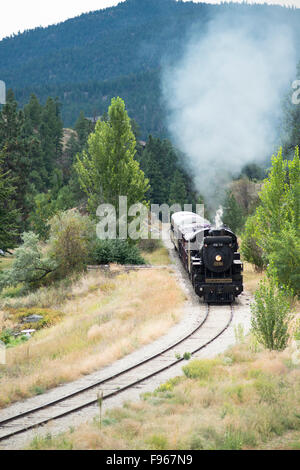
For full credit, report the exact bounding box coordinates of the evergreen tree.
[39,97,63,179]
[0,90,32,226]
[0,152,19,252]
[223,190,245,233]
[169,170,188,208]
[24,94,42,130]
[74,111,94,150]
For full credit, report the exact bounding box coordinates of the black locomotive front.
[192,228,243,303]
[171,212,243,303]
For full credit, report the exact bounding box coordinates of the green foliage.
[251,278,293,351]
[0,232,57,290]
[223,190,245,233]
[48,210,95,276]
[267,225,300,293]
[0,329,29,348]
[255,148,291,253]
[29,185,77,240]
[1,1,299,136]
[241,163,266,181]
[182,359,220,380]
[241,215,264,271]
[0,152,19,252]
[155,376,183,393]
[169,170,188,207]
[242,147,299,289]
[147,434,168,450]
[75,97,149,217]
[138,136,198,208]
[138,238,160,253]
[294,319,300,341]
[90,239,145,266]
[183,352,192,361]
[9,307,64,331]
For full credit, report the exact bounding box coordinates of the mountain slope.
[0,0,299,136]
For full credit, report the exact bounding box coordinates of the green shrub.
[0,232,58,291]
[0,329,29,347]
[147,434,168,450]
[0,284,26,298]
[254,376,278,404]
[182,359,220,380]
[49,210,95,276]
[155,376,183,393]
[138,238,161,253]
[90,239,146,265]
[9,307,64,331]
[251,278,293,351]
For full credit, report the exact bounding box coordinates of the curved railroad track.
[0,303,233,443]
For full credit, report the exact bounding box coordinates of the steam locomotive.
[170,212,243,303]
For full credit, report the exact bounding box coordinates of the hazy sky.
[0,0,299,41]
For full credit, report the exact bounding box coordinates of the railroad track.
[0,303,234,443]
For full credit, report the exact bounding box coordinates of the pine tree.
[0,90,32,226]
[0,152,19,252]
[74,111,94,150]
[39,97,63,179]
[24,94,42,130]
[223,190,245,233]
[169,170,188,208]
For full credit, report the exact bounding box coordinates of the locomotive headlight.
[215,255,222,262]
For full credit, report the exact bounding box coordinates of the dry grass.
[142,245,171,266]
[29,339,300,450]
[243,262,265,294]
[0,269,184,408]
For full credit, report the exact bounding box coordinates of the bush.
[0,232,58,291]
[251,278,293,351]
[48,210,95,276]
[138,238,161,253]
[90,239,146,265]
[182,359,220,380]
[10,307,64,331]
[0,329,29,347]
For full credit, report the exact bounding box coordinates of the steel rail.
[0,304,234,443]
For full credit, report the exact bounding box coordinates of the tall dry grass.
[243,262,265,294]
[0,269,184,407]
[29,339,300,450]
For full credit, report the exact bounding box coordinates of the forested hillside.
[1,0,300,135]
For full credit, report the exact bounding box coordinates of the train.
[170,211,243,303]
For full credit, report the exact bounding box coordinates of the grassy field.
[28,258,300,451]
[0,256,14,271]
[29,336,300,451]
[0,266,185,408]
[141,245,171,266]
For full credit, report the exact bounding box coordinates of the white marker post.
[0,80,6,105]
[0,341,6,365]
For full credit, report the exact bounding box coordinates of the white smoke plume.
[214,206,224,229]
[162,13,296,208]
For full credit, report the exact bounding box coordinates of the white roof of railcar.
[171,211,210,228]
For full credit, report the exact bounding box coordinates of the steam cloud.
[162,13,296,207]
